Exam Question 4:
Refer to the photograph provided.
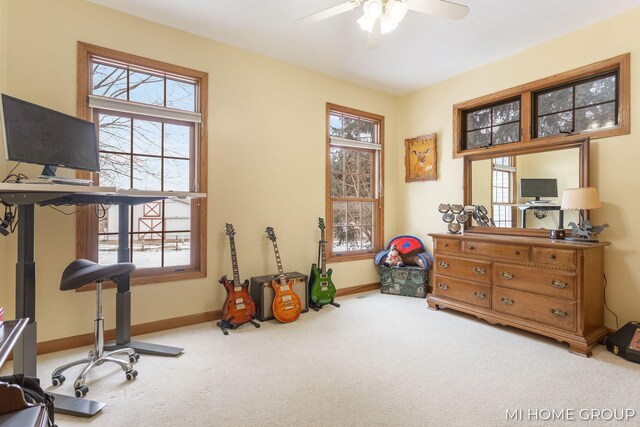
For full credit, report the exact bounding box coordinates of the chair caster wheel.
[126,370,138,381]
[75,385,89,398]
[129,353,140,363]
[52,375,65,386]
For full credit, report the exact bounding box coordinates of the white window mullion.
[89,94,201,123]
[330,136,381,151]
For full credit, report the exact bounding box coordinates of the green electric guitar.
[309,218,339,308]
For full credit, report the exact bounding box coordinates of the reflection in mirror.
[470,148,581,230]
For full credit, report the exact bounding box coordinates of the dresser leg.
[427,299,439,311]
[568,341,591,357]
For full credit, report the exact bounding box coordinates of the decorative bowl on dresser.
[428,233,610,357]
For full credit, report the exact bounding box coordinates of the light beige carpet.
[3,291,639,426]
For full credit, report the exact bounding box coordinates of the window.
[464,99,520,149]
[77,42,207,283]
[326,104,384,261]
[534,72,617,138]
[491,157,516,228]
[453,54,629,158]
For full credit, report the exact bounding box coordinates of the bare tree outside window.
[535,72,618,138]
[327,105,383,259]
[91,57,197,269]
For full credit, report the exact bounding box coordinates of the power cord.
[0,205,16,236]
[603,274,619,330]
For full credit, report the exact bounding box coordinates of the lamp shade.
[560,187,602,210]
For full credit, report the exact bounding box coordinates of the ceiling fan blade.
[406,0,469,20]
[367,18,382,50]
[296,1,358,24]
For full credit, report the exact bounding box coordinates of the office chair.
[51,259,140,398]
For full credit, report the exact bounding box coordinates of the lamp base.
[565,237,599,243]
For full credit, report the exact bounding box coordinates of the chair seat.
[60,259,136,291]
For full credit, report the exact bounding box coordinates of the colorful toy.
[374,235,433,269]
[382,244,404,267]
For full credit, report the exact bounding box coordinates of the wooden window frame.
[462,97,521,149]
[490,156,517,228]
[532,70,618,138]
[76,42,208,286]
[453,53,630,159]
[326,103,384,263]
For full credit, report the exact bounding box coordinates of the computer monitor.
[520,178,558,201]
[1,94,99,178]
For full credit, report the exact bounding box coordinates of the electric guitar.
[309,218,337,306]
[219,223,257,327]
[265,227,302,323]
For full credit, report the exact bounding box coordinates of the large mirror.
[464,138,589,236]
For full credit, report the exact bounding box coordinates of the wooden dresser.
[428,233,610,356]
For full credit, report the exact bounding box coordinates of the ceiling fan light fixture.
[387,0,408,23]
[380,14,400,34]
[363,0,383,20]
[357,14,375,32]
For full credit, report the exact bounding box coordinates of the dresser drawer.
[434,256,491,284]
[435,238,460,253]
[532,247,576,267]
[493,263,576,300]
[433,275,490,308]
[462,241,530,261]
[493,287,576,331]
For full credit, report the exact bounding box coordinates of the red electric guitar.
[217,223,260,335]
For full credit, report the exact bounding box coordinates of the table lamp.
[560,187,608,242]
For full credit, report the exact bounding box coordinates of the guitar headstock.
[225,223,235,237]
[265,226,277,242]
[318,217,325,231]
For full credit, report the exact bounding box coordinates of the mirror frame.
[463,137,590,237]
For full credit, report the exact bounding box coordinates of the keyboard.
[37,175,93,186]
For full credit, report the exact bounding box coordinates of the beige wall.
[399,7,640,328]
[0,0,399,340]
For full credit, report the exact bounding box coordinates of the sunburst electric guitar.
[309,218,339,309]
[265,227,302,323]
[217,223,259,335]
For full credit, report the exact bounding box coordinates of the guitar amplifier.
[250,272,309,321]
[605,321,640,364]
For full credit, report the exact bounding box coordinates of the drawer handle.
[514,250,520,255]
[549,254,557,260]
[473,267,486,275]
[499,272,514,280]
[438,261,449,269]
[474,291,486,299]
[548,279,567,289]
[438,283,449,290]
[500,297,514,305]
[550,308,568,318]
[444,243,449,247]
[468,245,475,250]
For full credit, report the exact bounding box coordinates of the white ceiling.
[86,0,640,95]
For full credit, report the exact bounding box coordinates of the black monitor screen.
[520,178,558,198]
[1,94,99,172]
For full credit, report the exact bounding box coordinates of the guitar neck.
[320,228,327,276]
[271,241,287,286]
[229,235,241,285]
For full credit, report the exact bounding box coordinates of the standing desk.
[0,183,205,416]
[518,203,564,228]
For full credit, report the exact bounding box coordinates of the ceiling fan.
[297,0,469,49]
